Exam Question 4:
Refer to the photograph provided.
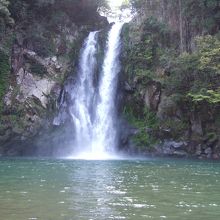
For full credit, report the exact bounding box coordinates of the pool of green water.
[0,158,219,220]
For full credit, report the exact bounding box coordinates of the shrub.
[187,88,220,105]
[123,105,158,147]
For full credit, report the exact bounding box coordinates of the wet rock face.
[155,141,188,157]
[144,82,161,111]
[190,113,203,136]
[1,47,67,150]
[157,95,179,120]
[11,44,24,74]
[15,68,56,108]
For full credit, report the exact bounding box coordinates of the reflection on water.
[0,158,220,220]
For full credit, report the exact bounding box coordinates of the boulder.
[156,140,188,157]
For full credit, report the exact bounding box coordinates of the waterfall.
[57,23,123,159]
[91,23,124,157]
[69,31,98,153]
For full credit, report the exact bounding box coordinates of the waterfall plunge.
[69,31,98,154]
[91,23,124,157]
[67,23,123,159]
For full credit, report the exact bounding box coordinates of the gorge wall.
[0,0,108,156]
[0,0,220,159]
[120,0,220,159]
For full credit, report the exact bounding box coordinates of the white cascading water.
[66,23,123,159]
[69,31,98,154]
[91,23,124,158]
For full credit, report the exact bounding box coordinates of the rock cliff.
[0,0,108,155]
[120,0,220,159]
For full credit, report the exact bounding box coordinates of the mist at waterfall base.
[54,23,124,160]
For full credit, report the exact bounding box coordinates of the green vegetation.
[166,35,220,106]
[197,35,220,73]
[181,0,220,34]
[129,0,220,34]
[122,0,220,152]
[125,0,220,103]
[123,17,171,84]
[123,105,158,148]
[162,118,188,139]
[188,89,220,105]
[8,0,109,23]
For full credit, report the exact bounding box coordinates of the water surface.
[0,158,220,220]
